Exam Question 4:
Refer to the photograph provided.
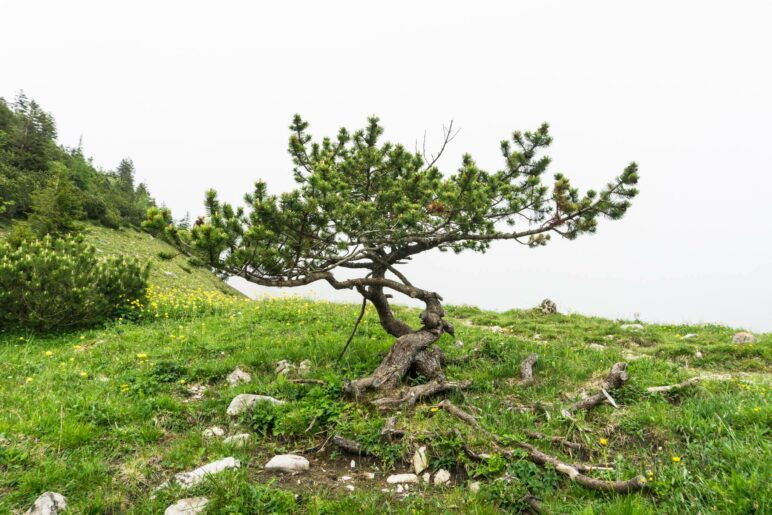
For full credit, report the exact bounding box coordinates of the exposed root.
[332,435,369,455]
[524,494,543,513]
[646,377,700,393]
[290,379,326,386]
[439,400,647,494]
[519,353,539,386]
[562,362,629,418]
[525,431,588,457]
[380,416,406,442]
[373,379,472,411]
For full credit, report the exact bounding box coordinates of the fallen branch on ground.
[380,416,406,442]
[438,400,646,493]
[525,431,588,455]
[290,379,326,385]
[372,379,472,411]
[562,362,628,418]
[646,377,700,393]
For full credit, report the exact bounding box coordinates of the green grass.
[0,298,769,513]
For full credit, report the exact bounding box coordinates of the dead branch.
[525,431,587,455]
[646,377,700,393]
[380,416,406,442]
[439,400,646,494]
[562,362,629,418]
[519,353,539,386]
[373,379,472,411]
[524,494,543,513]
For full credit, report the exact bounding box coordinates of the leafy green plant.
[0,234,148,330]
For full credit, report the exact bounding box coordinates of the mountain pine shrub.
[0,234,149,330]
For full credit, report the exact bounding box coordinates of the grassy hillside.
[0,222,242,296]
[0,296,768,513]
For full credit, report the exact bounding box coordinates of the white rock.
[164,271,177,277]
[223,433,251,447]
[412,446,428,474]
[165,497,209,515]
[350,460,356,469]
[683,333,698,340]
[174,458,240,488]
[396,485,404,493]
[24,492,67,515]
[533,333,542,340]
[422,472,431,482]
[588,343,606,351]
[345,484,355,492]
[455,339,464,348]
[362,472,375,480]
[732,332,757,344]
[621,323,644,331]
[226,367,252,386]
[298,359,312,375]
[340,475,352,482]
[227,394,284,416]
[275,360,295,375]
[490,326,505,334]
[434,469,451,485]
[695,351,704,359]
[469,481,481,493]
[386,473,418,484]
[265,454,309,473]
[202,426,225,438]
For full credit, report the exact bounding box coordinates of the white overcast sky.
[3,1,771,331]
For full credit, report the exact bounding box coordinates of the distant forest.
[0,93,155,229]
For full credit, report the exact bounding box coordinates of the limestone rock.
[202,426,225,438]
[620,323,644,331]
[490,326,505,334]
[386,473,418,484]
[469,481,481,492]
[265,454,309,473]
[422,472,431,482]
[227,394,284,416]
[540,298,557,314]
[683,333,698,340]
[226,367,252,386]
[275,360,295,375]
[588,343,606,351]
[412,446,428,474]
[24,492,67,515]
[223,433,251,447]
[174,458,240,488]
[434,469,451,485]
[298,359,312,375]
[165,497,209,515]
[732,332,757,344]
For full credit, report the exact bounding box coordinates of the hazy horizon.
[3,1,770,332]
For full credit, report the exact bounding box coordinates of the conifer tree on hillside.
[155,116,639,408]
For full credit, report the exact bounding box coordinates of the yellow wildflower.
[430,407,439,413]
[600,438,608,446]
[44,351,54,357]
[26,377,33,383]
[136,353,149,360]
[671,456,681,463]
[80,372,88,378]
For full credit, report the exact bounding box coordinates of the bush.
[0,234,149,330]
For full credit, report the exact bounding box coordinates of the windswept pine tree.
[180,116,639,409]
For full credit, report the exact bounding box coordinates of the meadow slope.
[0,294,769,514]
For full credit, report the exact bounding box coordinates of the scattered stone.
[412,446,428,474]
[24,492,67,515]
[202,426,225,438]
[275,360,295,375]
[164,271,177,277]
[298,359,312,375]
[605,335,616,340]
[345,484,355,492]
[732,332,757,344]
[226,367,252,386]
[422,472,431,483]
[227,394,284,416]
[683,333,698,340]
[533,333,542,340]
[340,476,352,482]
[362,472,375,480]
[434,469,451,485]
[695,350,704,359]
[386,473,418,484]
[588,343,606,351]
[350,460,356,469]
[223,433,251,447]
[621,323,644,331]
[490,326,505,334]
[265,454,309,473]
[540,298,557,314]
[396,484,404,494]
[184,384,208,403]
[469,481,481,493]
[174,458,240,488]
[165,497,209,515]
[455,339,464,348]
